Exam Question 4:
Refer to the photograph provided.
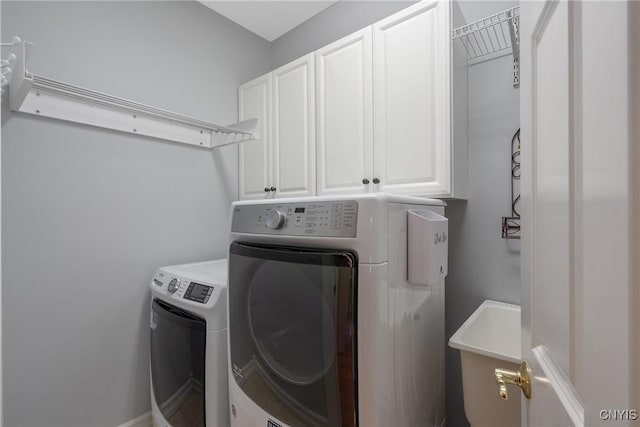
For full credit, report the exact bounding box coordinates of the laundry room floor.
[168,392,204,427]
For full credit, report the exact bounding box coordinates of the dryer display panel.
[228,242,358,427]
[231,200,358,237]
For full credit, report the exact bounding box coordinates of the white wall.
[445,2,520,426]
[0,2,270,426]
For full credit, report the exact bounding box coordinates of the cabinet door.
[373,0,451,196]
[272,54,316,198]
[239,74,272,200]
[316,28,373,195]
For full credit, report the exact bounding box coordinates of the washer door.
[229,242,357,427]
[150,299,206,427]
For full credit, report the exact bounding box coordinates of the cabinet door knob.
[372,178,380,184]
[264,187,271,192]
[270,187,277,192]
[362,178,370,185]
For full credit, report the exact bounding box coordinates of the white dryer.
[150,259,229,427]
[227,194,448,427]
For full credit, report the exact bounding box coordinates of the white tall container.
[407,209,448,285]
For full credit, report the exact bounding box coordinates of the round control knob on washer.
[168,278,180,293]
[265,210,286,229]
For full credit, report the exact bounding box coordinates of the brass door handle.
[495,362,531,400]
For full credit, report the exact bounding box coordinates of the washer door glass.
[150,299,206,427]
[229,242,357,427]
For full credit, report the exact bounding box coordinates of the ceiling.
[199,1,338,42]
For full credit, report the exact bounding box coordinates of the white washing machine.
[227,194,448,427]
[150,259,229,427]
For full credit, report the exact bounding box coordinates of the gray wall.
[271,1,414,68]
[445,2,520,426]
[0,2,270,426]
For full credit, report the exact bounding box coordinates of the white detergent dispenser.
[408,209,448,285]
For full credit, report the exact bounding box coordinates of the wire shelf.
[451,6,520,86]
[452,6,519,60]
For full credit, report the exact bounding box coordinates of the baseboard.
[117,411,152,427]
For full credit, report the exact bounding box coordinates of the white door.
[316,27,373,195]
[271,54,316,198]
[519,1,639,425]
[372,0,451,197]
[238,74,272,200]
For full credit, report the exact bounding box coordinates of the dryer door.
[229,242,357,427]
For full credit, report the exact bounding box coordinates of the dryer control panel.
[232,200,358,237]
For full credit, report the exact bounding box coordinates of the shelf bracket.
[8,41,259,149]
[509,15,520,87]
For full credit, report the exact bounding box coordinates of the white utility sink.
[449,300,522,427]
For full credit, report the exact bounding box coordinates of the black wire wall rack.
[502,129,521,239]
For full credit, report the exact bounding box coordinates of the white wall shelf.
[451,6,520,87]
[9,41,259,148]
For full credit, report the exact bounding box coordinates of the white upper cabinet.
[238,54,316,200]
[372,0,452,197]
[316,27,374,196]
[271,54,316,199]
[239,74,271,200]
[238,0,467,200]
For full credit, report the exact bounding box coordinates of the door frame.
[0,76,3,427]
[630,0,640,417]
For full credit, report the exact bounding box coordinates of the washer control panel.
[232,200,358,237]
[152,271,215,304]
